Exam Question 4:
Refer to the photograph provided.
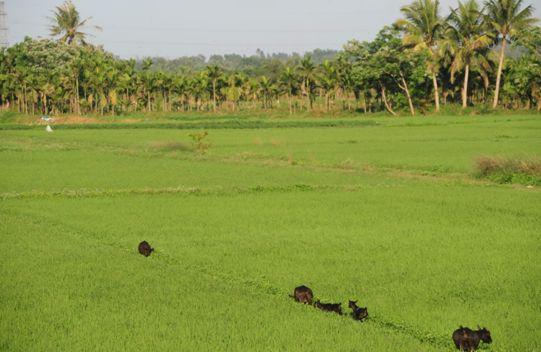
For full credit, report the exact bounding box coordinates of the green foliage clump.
[474,155,541,185]
[189,131,211,155]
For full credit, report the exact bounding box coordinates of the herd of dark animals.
[290,285,492,351]
[137,242,492,351]
[290,285,367,320]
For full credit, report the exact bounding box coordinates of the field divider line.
[2,206,449,350]
[0,183,403,201]
[0,119,380,131]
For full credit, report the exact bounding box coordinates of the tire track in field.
[0,183,401,201]
[2,206,450,350]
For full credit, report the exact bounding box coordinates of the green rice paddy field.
[1,115,540,351]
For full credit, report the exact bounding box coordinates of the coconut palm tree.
[397,0,444,112]
[279,67,298,114]
[334,55,356,112]
[297,56,317,111]
[49,1,101,45]
[319,60,338,111]
[485,0,537,108]
[445,0,493,108]
[258,76,275,109]
[140,58,154,112]
[190,73,209,111]
[223,73,245,111]
[206,65,223,112]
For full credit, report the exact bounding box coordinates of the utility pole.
[0,1,8,48]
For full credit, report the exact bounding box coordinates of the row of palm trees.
[0,40,355,115]
[0,0,538,116]
[398,0,537,111]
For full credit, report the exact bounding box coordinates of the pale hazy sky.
[6,0,541,58]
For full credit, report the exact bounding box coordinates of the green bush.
[189,131,211,155]
[474,156,541,185]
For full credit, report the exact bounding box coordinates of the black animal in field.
[138,241,154,257]
[290,285,314,305]
[452,326,492,351]
[348,300,368,321]
[314,300,343,315]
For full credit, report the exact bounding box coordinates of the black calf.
[138,241,154,257]
[314,300,342,315]
[348,300,368,321]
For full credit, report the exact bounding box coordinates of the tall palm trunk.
[362,92,368,114]
[325,93,330,112]
[43,93,47,114]
[75,77,81,115]
[287,91,292,115]
[462,64,470,109]
[432,71,440,112]
[493,39,507,109]
[23,85,28,114]
[163,90,167,112]
[212,81,217,112]
[302,79,310,111]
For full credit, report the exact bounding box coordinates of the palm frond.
[48,1,99,45]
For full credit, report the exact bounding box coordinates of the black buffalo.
[452,326,492,351]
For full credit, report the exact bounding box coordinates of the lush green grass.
[1,114,540,351]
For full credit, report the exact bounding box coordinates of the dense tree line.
[144,49,340,76]
[0,0,539,116]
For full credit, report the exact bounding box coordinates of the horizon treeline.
[142,49,340,75]
[0,0,540,116]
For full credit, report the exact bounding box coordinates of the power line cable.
[0,1,8,48]
[10,20,371,33]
